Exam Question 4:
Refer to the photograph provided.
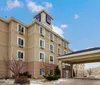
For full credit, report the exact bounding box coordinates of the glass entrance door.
[66,70,70,78]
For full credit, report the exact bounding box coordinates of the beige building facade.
[0,10,84,78]
[86,67,100,78]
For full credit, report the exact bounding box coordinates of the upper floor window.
[58,39,62,45]
[18,24,25,34]
[40,68,44,76]
[49,56,54,64]
[64,51,67,55]
[50,44,54,52]
[40,39,45,49]
[17,50,24,61]
[50,33,54,41]
[39,52,45,61]
[17,37,24,47]
[40,27,45,36]
[58,48,61,55]
[64,42,67,48]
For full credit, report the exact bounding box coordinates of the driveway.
[57,79,100,85]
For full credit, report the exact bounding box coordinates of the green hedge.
[44,75,60,81]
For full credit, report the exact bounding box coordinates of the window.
[18,24,24,34]
[39,52,45,61]
[64,42,67,48]
[58,39,62,45]
[64,51,67,55]
[40,39,45,48]
[50,33,54,41]
[40,68,44,76]
[50,56,54,64]
[17,37,24,47]
[17,51,24,60]
[50,44,54,52]
[58,48,61,55]
[40,27,45,36]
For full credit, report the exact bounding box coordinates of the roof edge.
[34,10,53,20]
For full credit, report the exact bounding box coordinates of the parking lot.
[57,78,100,85]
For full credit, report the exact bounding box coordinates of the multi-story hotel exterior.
[0,10,84,78]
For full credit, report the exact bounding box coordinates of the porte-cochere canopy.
[58,47,100,64]
[57,47,100,78]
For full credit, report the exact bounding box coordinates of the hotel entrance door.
[66,70,70,78]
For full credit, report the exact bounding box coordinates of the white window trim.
[17,50,25,61]
[64,50,67,55]
[49,33,54,41]
[39,27,45,36]
[40,68,44,76]
[39,51,45,62]
[49,55,54,64]
[39,38,45,49]
[58,47,61,55]
[17,24,25,34]
[17,36,25,47]
[64,42,67,48]
[49,43,54,52]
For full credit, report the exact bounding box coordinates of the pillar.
[58,61,63,78]
[70,64,73,78]
[76,64,78,77]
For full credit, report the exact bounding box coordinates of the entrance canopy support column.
[70,64,73,78]
[76,64,78,77]
[58,61,63,78]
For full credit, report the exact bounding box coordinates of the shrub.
[54,66,60,76]
[14,76,30,84]
[44,75,60,81]
[18,71,31,78]
[4,77,12,80]
[43,66,61,81]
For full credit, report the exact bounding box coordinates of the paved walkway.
[0,78,100,85]
[57,79,100,85]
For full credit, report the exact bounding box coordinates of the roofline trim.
[0,17,69,44]
[57,49,100,59]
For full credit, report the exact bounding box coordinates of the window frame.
[17,50,25,61]
[64,50,67,55]
[39,39,45,49]
[64,42,67,48]
[39,51,45,62]
[58,48,61,55]
[58,39,62,45]
[39,27,45,36]
[17,24,25,34]
[50,33,54,41]
[17,36,25,47]
[49,43,54,52]
[40,68,44,76]
[49,55,54,64]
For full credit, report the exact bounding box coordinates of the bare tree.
[3,56,26,79]
[41,61,50,76]
[87,68,93,77]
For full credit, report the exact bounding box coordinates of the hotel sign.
[36,14,41,22]
[46,14,51,25]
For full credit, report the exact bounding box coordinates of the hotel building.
[0,10,84,78]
